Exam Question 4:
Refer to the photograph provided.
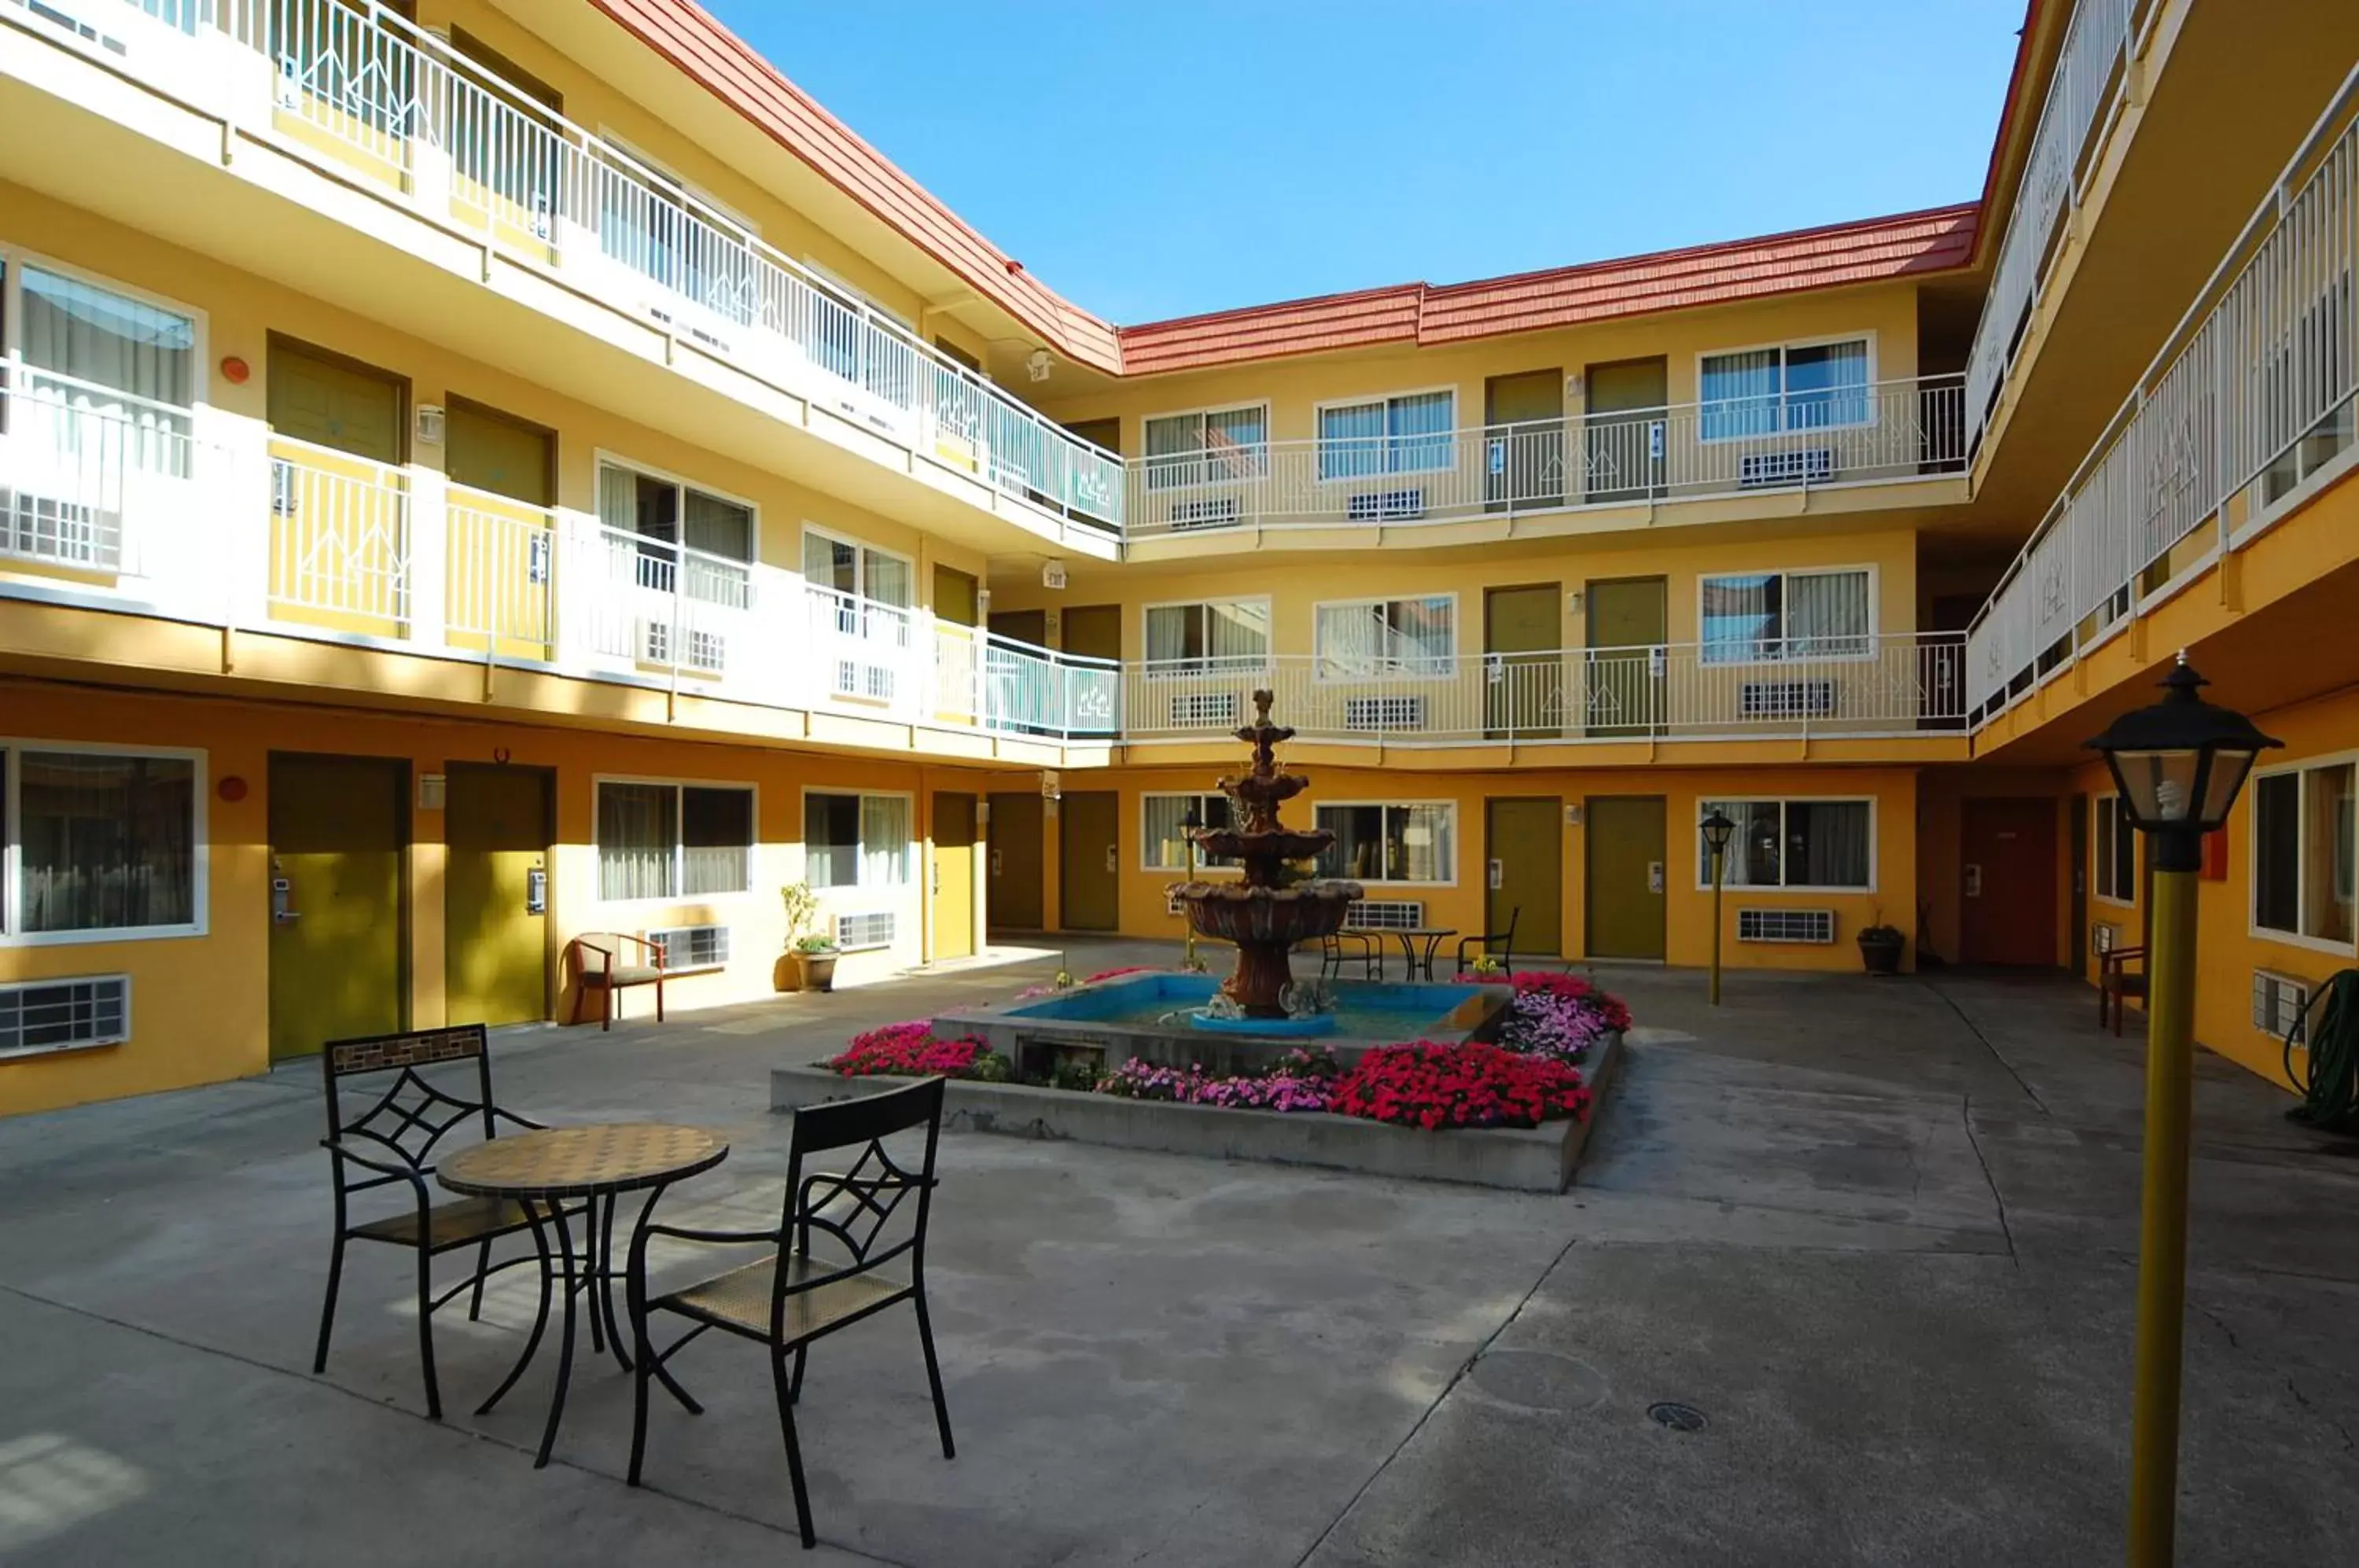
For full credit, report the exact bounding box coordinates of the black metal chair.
[1454,907,1520,975]
[627,1077,955,1550]
[1319,929,1381,981]
[313,1024,573,1418]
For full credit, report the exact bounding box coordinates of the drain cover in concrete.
[1647,1401,1708,1431]
[1467,1349,1608,1413]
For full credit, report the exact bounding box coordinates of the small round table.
[1387,926,1458,981]
[439,1123,727,1467]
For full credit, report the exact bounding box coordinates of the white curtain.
[598,782,676,901]
[862,548,912,609]
[16,751,196,933]
[1396,804,1450,882]
[20,266,197,480]
[1705,801,1787,887]
[1701,348,1781,441]
[681,786,752,896]
[1787,570,1871,657]
[1319,401,1385,481]
[1700,573,1777,663]
[1206,600,1268,664]
[1790,801,1871,888]
[1387,392,1453,473]
[1316,603,1384,677]
[861,795,910,886]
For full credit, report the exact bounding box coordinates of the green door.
[269,755,407,1059]
[1061,604,1122,661]
[1584,356,1668,503]
[1058,790,1121,932]
[1585,796,1666,961]
[267,340,404,462]
[933,565,980,627]
[444,764,551,1028]
[1586,576,1666,737]
[1487,797,1564,959]
[1485,369,1564,511]
[933,792,977,960]
[986,791,1045,930]
[445,399,554,506]
[1485,583,1562,738]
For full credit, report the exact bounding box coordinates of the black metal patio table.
[437,1122,727,1467]
[1378,926,1457,981]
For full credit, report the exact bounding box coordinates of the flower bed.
[1095,1047,1339,1113]
[1329,1042,1590,1130]
[1456,970,1631,1062]
[826,1021,1010,1081]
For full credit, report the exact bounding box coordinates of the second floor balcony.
[0,358,1970,753]
[1123,377,1967,539]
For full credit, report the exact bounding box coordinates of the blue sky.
[702,2,2024,324]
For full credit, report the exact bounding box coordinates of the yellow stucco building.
[2,0,2356,1114]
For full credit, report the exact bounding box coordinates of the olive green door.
[933,792,977,960]
[933,565,980,627]
[1586,576,1666,737]
[1585,796,1666,961]
[1059,790,1121,932]
[1485,369,1564,511]
[1584,355,1668,503]
[986,791,1045,930]
[1486,797,1563,959]
[989,609,1048,649]
[1062,604,1121,661]
[268,754,407,1060]
[1485,583,1562,738]
[444,764,551,1028]
[445,399,554,506]
[267,339,404,462]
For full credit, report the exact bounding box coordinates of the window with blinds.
[1143,600,1270,675]
[1142,793,1235,870]
[594,781,753,901]
[1699,569,1871,663]
[1,747,201,938]
[1698,800,1872,891]
[1143,405,1268,491]
[1317,391,1455,480]
[1313,596,1455,678]
[804,792,911,889]
[1700,339,1870,441]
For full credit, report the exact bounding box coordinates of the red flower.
[1329,1042,1589,1131]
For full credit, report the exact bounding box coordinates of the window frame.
[1312,800,1459,888]
[1696,565,1879,665]
[1139,792,1238,873]
[800,522,915,608]
[0,738,209,947]
[2094,793,2137,907]
[1312,386,1459,483]
[1139,596,1274,681]
[1311,593,1459,682]
[591,450,760,565]
[1139,400,1272,493]
[1692,796,1877,893]
[1695,333,1878,445]
[2247,754,2359,955]
[800,787,915,893]
[590,774,759,907]
[0,242,211,406]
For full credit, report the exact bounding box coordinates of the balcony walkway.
[2,948,2353,1565]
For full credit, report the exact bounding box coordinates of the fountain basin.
[1187,1010,1338,1037]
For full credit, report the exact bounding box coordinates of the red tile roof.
[592,1,2014,378]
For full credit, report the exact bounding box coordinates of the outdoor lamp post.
[2085,654,2279,1568]
[1181,805,1203,972]
[1701,808,1735,1007]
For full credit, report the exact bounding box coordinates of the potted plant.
[1857,912,1906,977]
[795,934,841,992]
[778,883,826,992]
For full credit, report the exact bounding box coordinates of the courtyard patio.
[2,943,2355,1565]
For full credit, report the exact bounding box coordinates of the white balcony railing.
[1966,68,2359,722]
[1124,377,1966,537]
[9,0,1123,534]
[1122,635,1967,745]
[1961,0,2140,447]
[0,359,204,578]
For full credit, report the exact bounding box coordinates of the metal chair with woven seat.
[313,1024,580,1419]
[626,1076,955,1551]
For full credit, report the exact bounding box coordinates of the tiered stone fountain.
[1171,690,1364,1019]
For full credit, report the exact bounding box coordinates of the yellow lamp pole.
[1181,805,1202,972]
[1701,809,1734,1007]
[2085,656,2276,1568]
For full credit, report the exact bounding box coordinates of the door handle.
[1104,844,1118,875]
[1965,863,1983,898]
[524,866,547,916]
[932,861,941,895]
[990,848,1003,876]
[271,875,300,924]
[1488,859,1504,891]
[1647,861,1665,895]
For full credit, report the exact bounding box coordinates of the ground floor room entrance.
[1058,790,1120,932]
[1486,797,1564,960]
[443,762,552,1028]
[1585,795,1666,960]
[267,753,407,1060]
[986,791,1044,930]
[933,791,978,960]
[1960,797,2059,966]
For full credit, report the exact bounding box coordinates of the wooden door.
[445,399,554,506]
[1485,583,1562,738]
[1063,417,1121,453]
[1584,356,1668,502]
[268,754,407,1059]
[1062,604,1121,660]
[933,792,978,960]
[444,764,552,1027]
[1960,798,2059,966]
[2067,794,2089,976]
[268,339,404,462]
[986,791,1045,930]
[1486,797,1564,959]
[1485,368,1564,510]
[1058,791,1121,931]
[990,609,1048,649]
[1585,795,1665,960]
[444,399,557,660]
[1585,576,1666,737]
[933,565,980,627]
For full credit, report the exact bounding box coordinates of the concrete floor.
[2,943,2356,1566]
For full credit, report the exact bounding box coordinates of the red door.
[1960,798,2059,966]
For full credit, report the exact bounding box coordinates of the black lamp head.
[2084,655,2279,859]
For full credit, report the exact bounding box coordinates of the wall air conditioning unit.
[1345,695,1426,731]
[644,925,731,970]
[0,974,131,1055]
[834,658,896,703]
[1739,679,1837,719]
[1345,899,1424,929]
[1738,908,1836,944]
[1168,497,1241,530]
[2253,969,2312,1040]
[1167,691,1238,727]
[1346,488,1425,522]
[836,911,896,950]
[1739,449,1835,488]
